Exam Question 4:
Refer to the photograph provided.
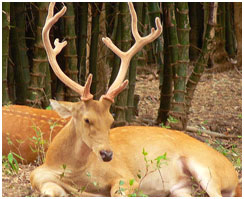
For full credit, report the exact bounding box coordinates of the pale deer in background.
[2,105,69,163]
[30,2,241,197]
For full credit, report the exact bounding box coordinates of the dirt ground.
[2,69,242,197]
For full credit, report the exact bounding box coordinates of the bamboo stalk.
[113,2,130,124]
[10,3,30,105]
[96,3,108,98]
[27,2,51,108]
[126,2,144,122]
[89,3,103,99]
[63,3,79,102]
[147,2,164,77]
[189,2,204,61]
[2,2,11,105]
[106,3,119,71]
[108,3,121,88]
[233,3,242,68]
[77,3,88,85]
[186,3,218,113]
[170,2,190,130]
[157,3,173,124]
[225,2,236,58]
[7,57,16,102]
[134,3,147,68]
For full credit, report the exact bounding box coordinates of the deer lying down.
[2,105,69,163]
[30,2,241,197]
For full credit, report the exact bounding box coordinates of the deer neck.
[45,119,92,169]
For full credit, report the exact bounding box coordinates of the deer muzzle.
[99,150,113,162]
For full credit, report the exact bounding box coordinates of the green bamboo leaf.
[129,179,135,186]
[8,152,14,164]
[119,180,125,186]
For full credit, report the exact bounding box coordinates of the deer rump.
[108,126,240,197]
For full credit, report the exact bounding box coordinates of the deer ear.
[49,99,73,118]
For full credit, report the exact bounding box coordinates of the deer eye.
[84,118,90,124]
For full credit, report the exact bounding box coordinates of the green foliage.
[29,125,48,164]
[161,115,179,129]
[60,164,67,180]
[2,152,23,175]
[45,105,52,110]
[206,139,242,172]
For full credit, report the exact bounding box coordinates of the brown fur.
[30,100,240,197]
[2,105,69,163]
[235,183,242,197]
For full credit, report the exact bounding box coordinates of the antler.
[42,2,93,101]
[101,2,162,102]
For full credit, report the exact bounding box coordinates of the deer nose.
[99,150,113,162]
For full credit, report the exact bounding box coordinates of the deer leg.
[41,182,67,197]
[169,177,193,197]
[31,166,67,197]
[180,157,222,197]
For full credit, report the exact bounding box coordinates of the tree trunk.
[126,2,146,122]
[108,3,121,88]
[113,2,130,125]
[134,3,147,68]
[76,3,88,85]
[147,2,164,75]
[189,2,204,62]
[186,3,218,114]
[2,2,11,105]
[233,2,242,68]
[209,2,229,71]
[88,3,103,99]
[157,3,173,124]
[169,2,190,130]
[63,3,79,102]
[96,3,108,99]
[225,2,236,58]
[27,2,51,108]
[10,3,30,105]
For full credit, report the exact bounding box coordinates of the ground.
[2,69,242,197]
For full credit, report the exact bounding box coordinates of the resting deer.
[2,105,69,163]
[30,2,241,197]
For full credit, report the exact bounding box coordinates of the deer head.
[42,2,162,162]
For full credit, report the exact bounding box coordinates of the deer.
[30,2,241,197]
[2,105,69,163]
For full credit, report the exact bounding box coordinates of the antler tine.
[101,2,162,103]
[42,2,93,101]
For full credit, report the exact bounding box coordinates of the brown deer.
[30,2,241,197]
[2,105,69,163]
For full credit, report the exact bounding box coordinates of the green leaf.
[12,152,24,160]
[119,180,125,186]
[167,116,179,124]
[8,153,14,164]
[129,179,135,186]
[142,148,148,156]
[137,173,141,179]
[46,105,52,110]
[86,171,91,178]
[62,164,67,170]
[129,193,137,197]
[120,188,126,192]
[13,158,19,173]
[80,186,86,193]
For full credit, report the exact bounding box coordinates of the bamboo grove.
[2,2,241,130]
